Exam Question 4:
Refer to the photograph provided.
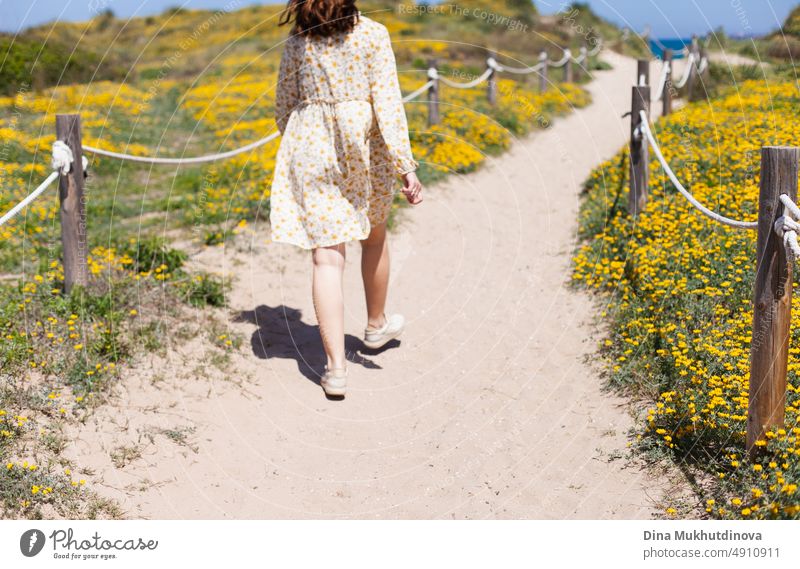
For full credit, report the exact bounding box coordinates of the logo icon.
[20,529,45,557]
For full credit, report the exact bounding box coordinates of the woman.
[270,0,423,397]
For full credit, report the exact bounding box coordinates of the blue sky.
[0,0,796,37]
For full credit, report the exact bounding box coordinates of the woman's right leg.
[311,243,347,370]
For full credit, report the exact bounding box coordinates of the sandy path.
[63,52,690,519]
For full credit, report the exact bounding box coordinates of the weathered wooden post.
[747,146,799,456]
[637,59,650,86]
[687,35,699,101]
[662,48,673,116]
[538,51,548,93]
[628,86,650,215]
[427,58,440,126]
[55,114,88,293]
[575,46,587,81]
[487,51,497,106]
[563,49,573,83]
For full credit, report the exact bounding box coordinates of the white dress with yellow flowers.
[269,15,418,249]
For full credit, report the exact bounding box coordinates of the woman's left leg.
[360,221,390,330]
[311,243,347,370]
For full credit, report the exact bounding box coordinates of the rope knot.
[51,140,74,175]
[774,215,800,239]
[775,194,800,260]
[427,67,439,80]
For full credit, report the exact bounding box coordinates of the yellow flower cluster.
[573,80,800,519]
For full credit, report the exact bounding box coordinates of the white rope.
[549,50,572,68]
[0,141,91,228]
[697,56,708,74]
[638,110,758,230]
[0,171,60,228]
[652,61,671,101]
[487,58,544,75]
[777,195,800,260]
[82,131,281,165]
[438,66,494,88]
[402,79,435,103]
[781,193,800,220]
[674,52,695,88]
[573,48,587,65]
[588,41,602,57]
[651,37,668,51]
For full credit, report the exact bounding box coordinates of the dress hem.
[270,229,372,250]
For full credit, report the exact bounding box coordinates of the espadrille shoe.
[363,313,405,350]
[321,366,347,397]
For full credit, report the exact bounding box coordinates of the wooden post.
[487,51,497,106]
[575,46,587,81]
[636,59,649,86]
[55,114,88,293]
[662,48,673,116]
[427,58,439,126]
[687,35,699,101]
[747,146,799,456]
[538,51,548,93]
[628,86,650,215]
[563,50,573,83]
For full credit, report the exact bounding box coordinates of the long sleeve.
[275,39,300,135]
[367,25,418,176]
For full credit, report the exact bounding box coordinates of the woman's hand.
[401,171,423,205]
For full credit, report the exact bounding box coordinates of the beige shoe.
[321,366,347,397]
[363,313,405,350]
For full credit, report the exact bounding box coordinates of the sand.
[61,51,691,519]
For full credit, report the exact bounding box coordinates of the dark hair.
[279,0,359,38]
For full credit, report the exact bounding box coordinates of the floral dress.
[269,15,418,249]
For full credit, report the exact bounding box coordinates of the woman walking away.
[270,0,423,398]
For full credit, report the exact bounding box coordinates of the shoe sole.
[363,327,403,350]
[321,381,346,397]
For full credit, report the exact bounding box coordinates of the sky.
[0,0,797,37]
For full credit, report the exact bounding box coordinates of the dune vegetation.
[573,79,800,519]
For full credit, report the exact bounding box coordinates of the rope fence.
[1,39,606,237]
[637,110,758,230]
[626,66,798,457]
[82,131,281,165]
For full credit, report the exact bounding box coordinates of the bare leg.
[312,243,346,370]
[361,222,390,330]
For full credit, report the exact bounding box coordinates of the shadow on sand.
[234,304,400,385]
